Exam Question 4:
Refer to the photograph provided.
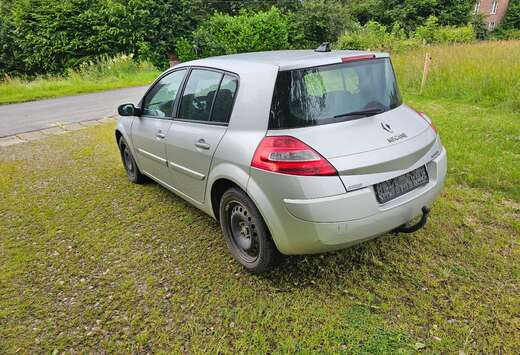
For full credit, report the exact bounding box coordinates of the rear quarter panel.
[205,62,280,216]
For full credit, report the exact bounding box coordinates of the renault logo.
[381,122,393,133]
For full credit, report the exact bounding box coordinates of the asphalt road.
[0,86,148,137]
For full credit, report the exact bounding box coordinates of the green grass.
[0,55,160,105]
[0,95,519,353]
[393,40,520,111]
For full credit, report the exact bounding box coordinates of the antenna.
[314,42,331,53]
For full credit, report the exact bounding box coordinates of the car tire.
[118,136,146,184]
[219,187,281,273]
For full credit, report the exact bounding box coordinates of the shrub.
[415,16,475,44]
[349,0,474,32]
[336,21,421,52]
[415,16,441,44]
[433,25,475,43]
[6,0,205,77]
[491,28,520,40]
[471,13,488,40]
[289,0,356,47]
[176,7,290,61]
[500,0,520,30]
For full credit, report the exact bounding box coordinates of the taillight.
[412,107,437,133]
[251,136,337,176]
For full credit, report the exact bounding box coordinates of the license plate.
[374,166,429,204]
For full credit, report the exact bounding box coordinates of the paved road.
[0,86,148,137]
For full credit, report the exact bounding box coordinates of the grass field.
[1,94,519,353]
[393,40,520,112]
[0,55,160,105]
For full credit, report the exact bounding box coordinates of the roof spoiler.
[314,42,331,53]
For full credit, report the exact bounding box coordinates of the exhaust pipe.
[393,207,430,234]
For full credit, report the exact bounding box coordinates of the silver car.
[116,46,447,273]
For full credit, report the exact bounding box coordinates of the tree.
[501,0,520,29]
[347,0,474,31]
[7,0,206,76]
[291,0,356,47]
[177,7,290,61]
[0,0,23,77]
[204,0,301,14]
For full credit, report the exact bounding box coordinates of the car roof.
[176,50,390,73]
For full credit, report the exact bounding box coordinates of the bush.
[349,0,474,32]
[415,16,475,44]
[289,0,356,47]
[433,25,475,43]
[336,21,421,52]
[5,0,205,77]
[176,7,290,61]
[415,16,440,44]
[491,28,520,40]
[500,0,520,30]
[471,13,488,40]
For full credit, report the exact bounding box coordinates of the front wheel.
[118,136,146,184]
[219,188,281,273]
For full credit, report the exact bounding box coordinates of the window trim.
[474,1,481,14]
[138,68,189,120]
[173,66,240,126]
[491,1,498,15]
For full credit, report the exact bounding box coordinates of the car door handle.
[156,130,166,139]
[195,139,210,150]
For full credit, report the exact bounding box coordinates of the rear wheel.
[219,188,281,273]
[118,136,146,184]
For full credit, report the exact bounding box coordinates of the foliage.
[491,28,520,40]
[0,0,22,78]
[432,25,475,43]
[471,13,488,40]
[289,0,356,47]
[336,21,422,52]
[349,0,475,31]
[415,15,442,43]
[414,16,475,44]
[4,0,205,76]
[176,8,290,61]
[0,54,159,104]
[336,18,474,53]
[500,0,520,30]
[204,0,301,14]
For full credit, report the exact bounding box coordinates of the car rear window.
[269,58,402,129]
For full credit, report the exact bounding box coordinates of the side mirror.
[118,103,141,117]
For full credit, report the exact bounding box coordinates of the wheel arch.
[115,129,123,145]
[210,178,242,221]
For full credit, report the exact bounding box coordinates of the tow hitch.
[393,207,430,234]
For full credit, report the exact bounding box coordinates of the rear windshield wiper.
[334,108,386,119]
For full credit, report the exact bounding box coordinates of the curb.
[0,116,117,147]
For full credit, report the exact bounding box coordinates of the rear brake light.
[341,54,376,62]
[251,136,337,176]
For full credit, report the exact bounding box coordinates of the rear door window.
[178,69,223,122]
[211,74,238,123]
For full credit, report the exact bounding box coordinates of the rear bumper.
[247,147,447,255]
